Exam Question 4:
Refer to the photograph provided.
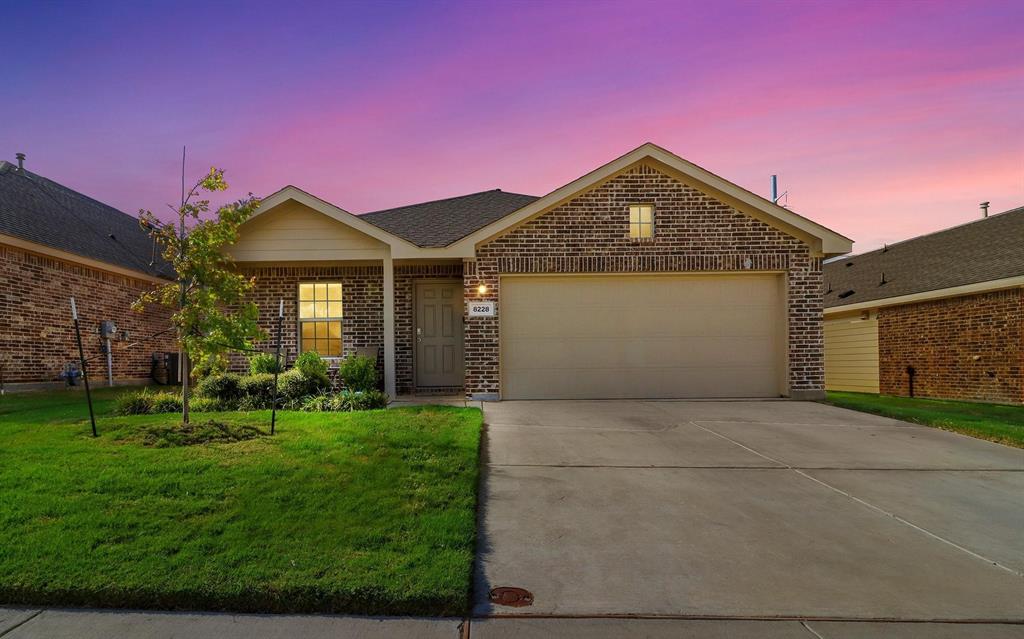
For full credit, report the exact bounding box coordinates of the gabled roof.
[361,189,539,247]
[0,161,171,278]
[824,205,1024,309]
[449,143,853,256]
[244,184,415,248]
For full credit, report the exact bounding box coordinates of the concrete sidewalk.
[3,608,1023,638]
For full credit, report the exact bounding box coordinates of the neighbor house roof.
[0,160,170,278]
[360,189,539,247]
[824,205,1024,309]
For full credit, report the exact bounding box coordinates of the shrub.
[300,392,340,412]
[277,369,330,407]
[249,353,282,375]
[150,391,183,414]
[238,373,277,409]
[347,389,389,411]
[300,389,389,413]
[295,351,329,379]
[115,389,154,415]
[338,355,378,392]
[190,396,230,413]
[195,373,243,403]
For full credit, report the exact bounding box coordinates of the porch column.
[382,247,397,398]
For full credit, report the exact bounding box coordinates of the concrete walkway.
[475,400,1024,621]
[3,608,1023,638]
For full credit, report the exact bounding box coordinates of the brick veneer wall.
[464,162,824,399]
[237,265,384,375]
[878,289,1023,403]
[0,243,176,385]
[240,262,463,393]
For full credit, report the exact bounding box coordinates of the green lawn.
[0,387,482,615]
[825,392,1024,448]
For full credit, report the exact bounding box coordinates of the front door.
[415,281,464,388]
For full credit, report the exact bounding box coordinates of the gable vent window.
[299,282,343,357]
[629,204,655,240]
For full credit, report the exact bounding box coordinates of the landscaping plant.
[338,354,378,392]
[249,353,282,375]
[134,166,263,423]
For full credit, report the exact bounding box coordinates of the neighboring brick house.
[824,205,1024,403]
[230,143,851,400]
[0,156,176,390]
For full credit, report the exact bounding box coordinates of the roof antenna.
[980,201,990,218]
[770,174,789,207]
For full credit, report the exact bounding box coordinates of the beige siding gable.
[825,311,880,393]
[229,201,386,262]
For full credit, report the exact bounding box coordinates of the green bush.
[238,373,277,409]
[295,351,329,379]
[150,392,183,414]
[299,392,340,412]
[346,389,389,411]
[299,389,388,412]
[189,396,230,413]
[195,373,243,402]
[249,353,282,375]
[277,369,330,407]
[338,355,378,392]
[115,389,154,415]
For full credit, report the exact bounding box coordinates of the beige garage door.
[500,274,785,399]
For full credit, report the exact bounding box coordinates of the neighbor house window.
[298,282,342,357]
[629,204,654,239]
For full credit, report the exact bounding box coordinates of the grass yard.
[0,387,482,615]
[825,392,1024,448]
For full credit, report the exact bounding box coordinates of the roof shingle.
[824,206,1024,308]
[0,161,171,278]
[360,189,538,247]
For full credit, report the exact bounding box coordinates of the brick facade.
[878,289,1023,403]
[0,243,176,386]
[241,262,463,394]
[464,162,824,398]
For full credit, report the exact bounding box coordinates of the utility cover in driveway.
[500,274,784,399]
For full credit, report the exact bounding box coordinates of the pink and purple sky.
[2,0,1022,253]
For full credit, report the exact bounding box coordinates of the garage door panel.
[504,336,778,369]
[506,308,778,340]
[507,366,781,400]
[501,274,784,399]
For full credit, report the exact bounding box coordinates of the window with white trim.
[298,282,342,357]
[629,204,654,240]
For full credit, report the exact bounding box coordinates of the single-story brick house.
[824,205,1024,404]
[233,143,851,400]
[0,156,176,390]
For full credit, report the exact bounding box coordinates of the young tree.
[134,167,264,423]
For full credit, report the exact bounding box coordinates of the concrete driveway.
[474,400,1024,622]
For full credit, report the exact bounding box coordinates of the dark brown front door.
[415,281,464,388]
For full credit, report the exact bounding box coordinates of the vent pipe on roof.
[770,175,778,203]
[980,201,990,218]
[15,153,25,171]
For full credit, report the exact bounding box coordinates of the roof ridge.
[361,188,533,216]
[834,204,1024,261]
